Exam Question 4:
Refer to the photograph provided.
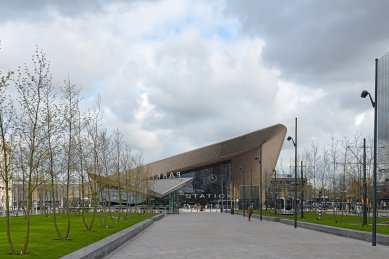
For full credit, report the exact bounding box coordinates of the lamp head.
[361,90,369,98]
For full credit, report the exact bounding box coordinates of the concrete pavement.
[105,211,389,259]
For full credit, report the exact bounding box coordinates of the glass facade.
[177,161,260,210]
[179,161,232,208]
[377,52,389,181]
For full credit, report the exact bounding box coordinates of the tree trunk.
[5,179,16,254]
[81,175,90,231]
[51,161,62,240]
[22,179,33,255]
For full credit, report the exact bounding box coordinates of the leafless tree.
[320,147,330,206]
[310,143,320,205]
[84,96,104,231]
[74,100,92,231]
[122,144,134,219]
[15,48,50,254]
[0,46,16,254]
[100,129,115,222]
[60,76,82,239]
[41,65,64,239]
[113,128,125,222]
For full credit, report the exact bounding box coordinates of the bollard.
[317,210,322,220]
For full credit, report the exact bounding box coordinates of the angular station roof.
[92,124,286,199]
[145,124,287,177]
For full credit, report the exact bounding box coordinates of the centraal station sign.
[184,193,231,199]
[154,171,181,179]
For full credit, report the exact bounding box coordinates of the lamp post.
[363,138,367,226]
[265,171,268,211]
[221,177,224,213]
[254,157,263,221]
[287,117,298,229]
[229,163,233,214]
[250,169,253,206]
[239,167,245,217]
[301,160,304,219]
[274,169,277,214]
[361,59,377,246]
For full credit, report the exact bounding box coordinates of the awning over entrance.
[149,178,193,198]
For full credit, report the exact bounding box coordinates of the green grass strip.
[0,212,155,258]
[248,209,389,235]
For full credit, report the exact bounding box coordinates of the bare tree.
[347,133,363,202]
[83,96,103,231]
[310,143,320,206]
[320,147,330,205]
[113,128,125,222]
[328,135,339,218]
[41,65,63,239]
[15,48,50,254]
[122,144,134,219]
[0,48,16,254]
[75,102,92,231]
[60,76,82,239]
[339,136,351,219]
[100,129,115,222]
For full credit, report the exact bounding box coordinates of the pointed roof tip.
[144,123,287,175]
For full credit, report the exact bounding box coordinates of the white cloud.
[0,0,381,165]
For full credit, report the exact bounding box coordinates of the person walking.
[248,203,253,221]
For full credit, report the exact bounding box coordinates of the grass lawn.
[250,209,389,235]
[0,212,155,258]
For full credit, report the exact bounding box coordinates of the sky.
[1,0,388,168]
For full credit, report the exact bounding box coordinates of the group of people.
[181,203,221,211]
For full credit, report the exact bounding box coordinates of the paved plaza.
[105,211,389,259]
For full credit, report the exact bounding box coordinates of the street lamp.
[250,169,253,207]
[274,169,278,214]
[254,157,263,221]
[229,163,234,214]
[239,166,245,217]
[301,160,304,219]
[363,138,368,226]
[221,177,224,213]
[287,117,298,229]
[361,59,378,246]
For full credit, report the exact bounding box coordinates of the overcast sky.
[1,0,388,168]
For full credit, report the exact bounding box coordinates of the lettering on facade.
[184,193,228,199]
[154,171,181,179]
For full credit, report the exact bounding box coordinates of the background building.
[377,52,389,204]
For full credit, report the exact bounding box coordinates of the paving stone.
[105,212,389,259]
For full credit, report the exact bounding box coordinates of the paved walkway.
[105,212,389,259]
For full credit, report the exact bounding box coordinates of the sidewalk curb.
[61,213,165,259]
[235,212,389,245]
[279,218,389,246]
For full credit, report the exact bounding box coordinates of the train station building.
[146,124,287,213]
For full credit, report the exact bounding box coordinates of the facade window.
[179,161,231,206]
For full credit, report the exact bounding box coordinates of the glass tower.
[377,52,389,181]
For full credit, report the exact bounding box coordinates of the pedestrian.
[248,203,253,221]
